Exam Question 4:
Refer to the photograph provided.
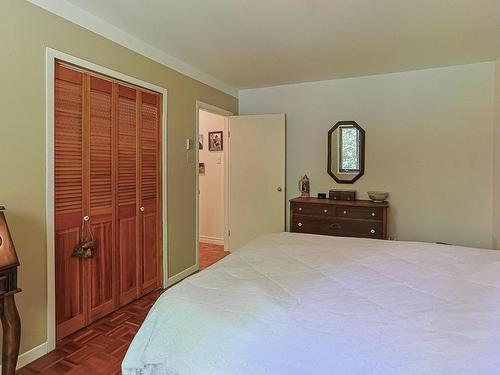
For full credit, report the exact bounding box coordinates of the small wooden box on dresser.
[290,197,389,239]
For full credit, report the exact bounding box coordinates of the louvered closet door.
[87,76,116,322]
[55,62,163,338]
[54,65,87,339]
[139,92,162,294]
[117,85,140,306]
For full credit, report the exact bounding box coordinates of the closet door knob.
[298,222,303,227]
[323,209,328,213]
[370,229,375,234]
[277,187,282,192]
[140,206,145,212]
[83,215,90,222]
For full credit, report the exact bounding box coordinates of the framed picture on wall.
[199,162,205,175]
[208,131,223,151]
[198,134,204,150]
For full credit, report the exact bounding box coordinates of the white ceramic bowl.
[367,191,389,202]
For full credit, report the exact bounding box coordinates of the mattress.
[122,232,500,375]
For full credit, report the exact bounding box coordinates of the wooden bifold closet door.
[55,63,162,340]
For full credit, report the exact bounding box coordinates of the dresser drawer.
[291,215,384,239]
[336,206,383,220]
[0,275,7,295]
[0,269,16,297]
[291,203,336,216]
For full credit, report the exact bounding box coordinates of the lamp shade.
[0,207,19,271]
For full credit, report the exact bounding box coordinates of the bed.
[122,232,500,375]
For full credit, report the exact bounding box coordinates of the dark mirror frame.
[327,120,365,184]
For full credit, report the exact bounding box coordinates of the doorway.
[195,103,286,269]
[196,102,232,269]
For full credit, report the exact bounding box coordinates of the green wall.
[0,0,237,354]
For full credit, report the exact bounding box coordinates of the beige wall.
[0,0,237,355]
[199,110,225,243]
[240,63,495,249]
[493,57,500,248]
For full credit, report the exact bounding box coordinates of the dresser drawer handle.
[323,209,328,213]
[370,229,375,234]
[330,223,342,230]
[343,210,347,215]
[371,212,375,217]
[298,207,302,211]
[298,222,303,227]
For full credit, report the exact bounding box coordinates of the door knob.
[140,206,145,212]
[277,187,282,192]
[83,215,90,222]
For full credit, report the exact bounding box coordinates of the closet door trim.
[46,48,168,352]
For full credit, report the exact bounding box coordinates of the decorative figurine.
[298,175,310,198]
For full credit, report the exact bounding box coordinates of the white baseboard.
[11,341,48,371]
[167,264,199,287]
[200,236,224,246]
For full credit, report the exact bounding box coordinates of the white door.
[227,114,286,251]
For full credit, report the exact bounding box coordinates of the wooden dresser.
[290,197,388,239]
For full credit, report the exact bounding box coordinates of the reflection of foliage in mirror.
[327,121,365,184]
[339,126,359,172]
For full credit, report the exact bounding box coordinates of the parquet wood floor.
[199,242,228,269]
[18,243,228,374]
[17,290,162,375]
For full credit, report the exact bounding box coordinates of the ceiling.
[39,0,500,90]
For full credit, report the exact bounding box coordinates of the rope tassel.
[73,216,97,259]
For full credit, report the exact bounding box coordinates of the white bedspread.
[122,233,500,375]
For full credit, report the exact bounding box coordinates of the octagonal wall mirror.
[328,121,365,184]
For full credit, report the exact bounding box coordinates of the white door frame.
[195,102,233,267]
[45,48,168,352]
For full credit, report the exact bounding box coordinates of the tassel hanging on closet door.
[72,216,96,259]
